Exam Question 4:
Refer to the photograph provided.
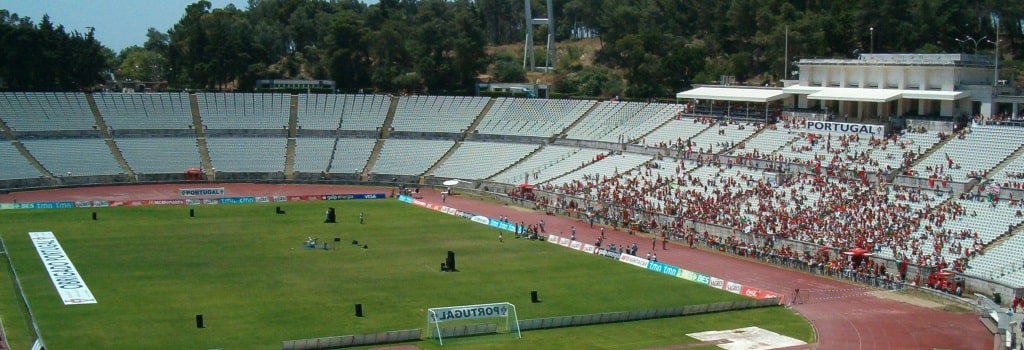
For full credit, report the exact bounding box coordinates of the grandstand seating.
[926,199,1023,262]
[597,103,687,143]
[205,137,288,172]
[391,96,488,133]
[969,231,1024,281]
[296,94,390,131]
[292,137,336,173]
[0,92,97,131]
[20,138,123,176]
[993,153,1024,189]
[912,125,1024,181]
[546,153,652,187]
[197,93,291,129]
[115,137,202,174]
[329,138,377,175]
[341,95,391,131]
[643,118,713,147]
[475,98,595,137]
[295,95,341,130]
[866,131,941,173]
[493,145,607,184]
[733,126,801,158]
[371,139,454,175]
[565,102,642,141]
[94,93,194,130]
[431,141,541,180]
[0,142,42,180]
[687,122,758,154]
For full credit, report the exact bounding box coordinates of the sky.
[1,0,250,52]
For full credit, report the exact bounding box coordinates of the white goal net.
[426,302,520,345]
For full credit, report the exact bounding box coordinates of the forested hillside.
[2,0,1023,97]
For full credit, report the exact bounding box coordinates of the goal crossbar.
[427,302,520,345]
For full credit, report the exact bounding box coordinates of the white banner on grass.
[28,232,97,305]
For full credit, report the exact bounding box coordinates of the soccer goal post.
[426,302,520,346]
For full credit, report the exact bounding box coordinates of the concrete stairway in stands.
[283,94,299,180]
[188,93,216,180]
[86,93,135,180]
[555,102,603,143]
[360,139,386,181]
[460,98,495,140]
[422,141,462,177]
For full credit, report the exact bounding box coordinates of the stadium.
[0,81,1020,350]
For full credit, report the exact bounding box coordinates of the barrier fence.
[517,298,779,331]
[281,329,421,350]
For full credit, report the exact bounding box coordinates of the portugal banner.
[805,120,884,135]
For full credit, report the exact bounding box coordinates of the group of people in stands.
[975,112,1024,124]
[1003,171,1024,190]
[535,117,1024,282]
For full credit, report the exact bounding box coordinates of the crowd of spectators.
[528,117,1024,280]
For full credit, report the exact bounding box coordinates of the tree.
[119,46,166,81]
[0,12,106,90]
[168,1,213,87]
[325,8,369,90]
[490,53,525,82]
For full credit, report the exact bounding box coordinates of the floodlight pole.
[993,17,1000,86]
[869,27,874,53]
[783,25,788,81]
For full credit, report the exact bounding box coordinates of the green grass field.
[0,199,812,349]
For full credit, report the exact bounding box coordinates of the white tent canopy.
[675,87,787,103]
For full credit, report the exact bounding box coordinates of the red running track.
[0,184,993,350]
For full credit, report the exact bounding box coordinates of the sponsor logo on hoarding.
[618,253,650,268]
[471,215,490,225]
[725,281,743,294]
[692,273,711,285]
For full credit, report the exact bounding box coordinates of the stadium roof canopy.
[675,87,787,103]
[781,85,825,95]
[804,87,969,103]
[806,87,902,103]
[900,90,969,101]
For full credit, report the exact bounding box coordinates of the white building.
[678,53,1019,122]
